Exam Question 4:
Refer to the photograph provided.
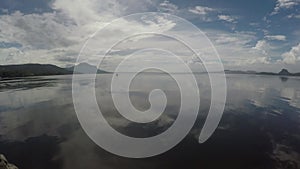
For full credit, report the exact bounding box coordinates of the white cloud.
[271,0,300,15]
[0,0,296,72]
[188,6,215,15]
[247,57,270,64]
[215,36,239,44]
[287,13,300,19]
[205,30,273,68]
[265,35,287,41]
[0,11,178,66]
[218,15,236,23]
[0,0,172,67]
[0,11,76,50]
[158,0,178,13]
[51,0,156,25]
[282,43,300,64]
[252,40,271,55]
[0,10,83,66]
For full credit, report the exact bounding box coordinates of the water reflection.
[280,76,289,82]
[0,74,300,169]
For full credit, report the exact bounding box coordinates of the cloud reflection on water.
[0,74,300,169]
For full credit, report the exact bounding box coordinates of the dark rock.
[0,154,18,169]
[278,69,291,76]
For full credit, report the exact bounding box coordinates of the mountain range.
[225,69,300,76]
[0,63,109,78]
[0,63,299,79]
[66,62,108,74]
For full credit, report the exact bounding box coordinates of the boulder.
[0,154,18,169]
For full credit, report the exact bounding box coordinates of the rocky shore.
[0,154,18,169]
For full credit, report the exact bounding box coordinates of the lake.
[0,74,300,169]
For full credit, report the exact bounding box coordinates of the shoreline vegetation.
[0,63,299,79]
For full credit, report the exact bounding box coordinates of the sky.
[0,0,300,72]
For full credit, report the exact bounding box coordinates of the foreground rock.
[0,154,18,169]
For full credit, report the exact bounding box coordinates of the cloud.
[215,36,239,44]
[0,0,298,72]
[265,35,287,41]
[0,0,176,66]
[287,13,300,19]
[0,10,82,66]
[252,40,271,55]
[0,11,76,50]
[246,57,270,64]
[282,43,300,64]
[188,6,215,15]
[206,30,273,68]
[51,0,157,25]
[271,0,300,15]
[218,15,236,23]
[158,0,178,13]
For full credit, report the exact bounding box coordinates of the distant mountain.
[0,63,109,78]
[278,69,291,76]
[0,64,72,78]
[225,69,300,76]
[1,63,298,79]
[66,62,108,74]
[225,70,258,74]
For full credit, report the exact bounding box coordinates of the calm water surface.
[0,74,300,169]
